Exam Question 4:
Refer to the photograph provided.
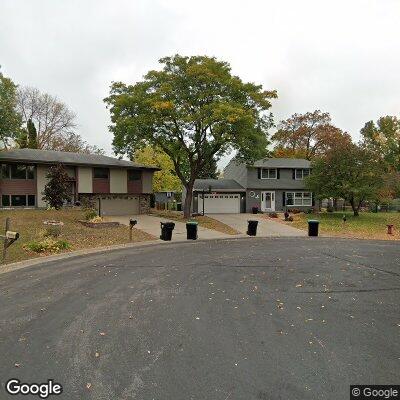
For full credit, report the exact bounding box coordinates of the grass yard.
[0,209,155,265]
[286,211,400,240]
[150,209,239,235]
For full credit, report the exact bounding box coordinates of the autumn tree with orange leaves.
[272,110,352,160]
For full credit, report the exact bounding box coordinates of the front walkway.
[210,213,306,237]
[107,215,232,242]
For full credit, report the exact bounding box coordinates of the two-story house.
[185,157,313,214]
[0,149,159,215]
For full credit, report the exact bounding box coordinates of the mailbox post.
[1,218,20,263]
[129,219,137,241]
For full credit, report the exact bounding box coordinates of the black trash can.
[160,222,175,241]
[308,220,319,237]
[186,221,198,240]
[247,220,258,236]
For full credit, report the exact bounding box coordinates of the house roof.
[193,179,245,192]
[0,149,160,170]
[253,158,311,168]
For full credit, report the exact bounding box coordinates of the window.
[10,164,27,179]
[1,164,35,179]
[93,168,109,179]
[28,195,36,206]
[1,164,10,179]
[128,170,141,181]
[2,195,10,207]
[295,169,310,180]
[11,195,26,206]
[261,168,277,179]
[286,192,312,206]
[27,165,35,179]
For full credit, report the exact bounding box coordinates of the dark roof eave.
[0,157,160,171]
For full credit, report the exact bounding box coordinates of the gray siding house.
[185,157,313,214]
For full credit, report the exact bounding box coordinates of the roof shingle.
[0,149,159,170]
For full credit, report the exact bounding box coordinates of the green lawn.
[0,209,155,265]
[287,211,400,240]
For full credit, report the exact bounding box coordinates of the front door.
[261,191,275,212]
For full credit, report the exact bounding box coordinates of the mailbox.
[6,231,19,240]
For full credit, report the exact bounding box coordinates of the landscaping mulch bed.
[78,220,120,228]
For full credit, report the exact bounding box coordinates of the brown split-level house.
[0,149,159,216]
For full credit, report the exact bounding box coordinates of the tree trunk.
[349,198,360,216]
[333,198,338,211]
[183,183,194,218]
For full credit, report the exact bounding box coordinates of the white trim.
[294,168,310,180]
[286,191,312,206]
[260,168,277,179]
[261,191,275,211]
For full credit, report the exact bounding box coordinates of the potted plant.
[252,206,259,214]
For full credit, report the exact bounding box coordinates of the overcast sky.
[1,0,399,166]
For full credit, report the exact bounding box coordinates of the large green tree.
[360,116,400,171]
[105,55,277,217]
[134,146,182,192]
[0,70,21,148]
[306,143,383,216]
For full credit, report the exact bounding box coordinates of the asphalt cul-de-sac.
[0,237,399,400]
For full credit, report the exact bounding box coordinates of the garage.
[198,193,241,214]
[98,196,140,216]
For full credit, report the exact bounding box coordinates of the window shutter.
[292,169,296,180]
[258,168,261,179]
[277,169,280,179]
[312,195,315,207]
[282,191,286,206]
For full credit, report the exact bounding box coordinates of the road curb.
[0,235,249,275]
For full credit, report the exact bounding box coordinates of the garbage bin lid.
[308,219,319,223]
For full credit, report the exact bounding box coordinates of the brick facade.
[139,194,150,214]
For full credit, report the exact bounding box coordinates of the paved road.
[107,214,232,241]
[211,213,307,237]
[0,238,399,399]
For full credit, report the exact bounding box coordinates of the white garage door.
[99,196,140,216]
[198,194,240,214]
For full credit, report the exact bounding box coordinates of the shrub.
[25,238,70,253]
[43,220,64,237]
[287,216,294,222]
[287,208,302,214]
[80,196,96,210]
[268,212,278,218]
[84,209,98,220]
[42,164,71,209]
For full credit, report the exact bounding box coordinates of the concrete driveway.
[211,213,306,237]
[107,214,232,241]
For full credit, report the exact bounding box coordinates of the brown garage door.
[99,196,140,216]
